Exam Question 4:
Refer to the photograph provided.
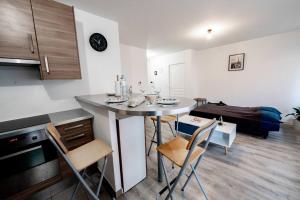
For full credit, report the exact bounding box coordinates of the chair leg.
[165,164,187,200]
[181,155,204,191]
[71,181,81,200]
[167,121,176,169]
[147,130,157,156]
[147,120,157,156]
[176,115,179,134]
[71,169,86,200]
[167,122,176,137]
[191,165,209,200]
[160,156,174,200]
[96,156,108,197]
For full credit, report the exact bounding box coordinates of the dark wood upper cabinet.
[0,0,39,60]
[31,0,81,79]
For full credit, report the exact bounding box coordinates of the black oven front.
[0,128,58,199]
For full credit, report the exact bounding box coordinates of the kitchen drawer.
[56,119,94,150]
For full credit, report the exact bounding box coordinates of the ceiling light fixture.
[206,29,213,40]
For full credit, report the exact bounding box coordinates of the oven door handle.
[0,145,42,160]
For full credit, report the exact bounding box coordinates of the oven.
[0,115,59,199]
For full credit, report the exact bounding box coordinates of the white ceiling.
[59,0,300,55]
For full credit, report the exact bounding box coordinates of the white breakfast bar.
[75,94,196,195]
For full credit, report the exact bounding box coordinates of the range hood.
[0,58,40,66]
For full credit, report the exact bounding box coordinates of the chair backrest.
[186,119,217,151]
[47,123,69,154]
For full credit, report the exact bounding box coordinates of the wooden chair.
[147,115,177,156]
[46,123,112,200]
[156,119,217,200]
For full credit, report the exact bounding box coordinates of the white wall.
[148,50,193,97]
[0,8,122,122]
[120,44,148,93]
[148,30,300,120]
[196,30,300,118]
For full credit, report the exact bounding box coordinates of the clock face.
[89,33,107,52]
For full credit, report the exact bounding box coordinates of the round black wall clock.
[89,33,108,52]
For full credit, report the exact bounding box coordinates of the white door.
[169,63,185,97]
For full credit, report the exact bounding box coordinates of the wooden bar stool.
[147,115,177,156]
[156,119,217,200]
[193,98,207,107]
[46,123,112,200]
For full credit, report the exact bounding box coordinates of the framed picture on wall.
[228,53,245,71]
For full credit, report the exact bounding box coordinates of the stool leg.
[147,120,157,156]
[182,155,204,191]
[176,115,179,134]
[147,130,157,156]
[71,181,81,200]
[191,165,209,200]
[165,164,186,200]
[71,169,86,200]
[160,156,174,200]
[166,121,176,169]
[167,122,176,137]
[96,156,108,197]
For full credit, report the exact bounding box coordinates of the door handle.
[64,133,85,141]
[28,34,34,54]
[44,55,50,73]
[64,124,84,131]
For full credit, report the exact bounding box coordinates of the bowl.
[145,94,157,104]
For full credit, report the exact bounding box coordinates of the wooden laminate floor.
[31,119,300,200]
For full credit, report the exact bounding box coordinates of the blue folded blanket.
[260,109,282,123]
[260,106,282,115]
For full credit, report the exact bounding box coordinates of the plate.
[106,92,116,96]
[156,98,180,105]
[105,97,128,103]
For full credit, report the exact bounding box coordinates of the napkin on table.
[128,96,145,107]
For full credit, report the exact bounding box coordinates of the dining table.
[76,94,197,182]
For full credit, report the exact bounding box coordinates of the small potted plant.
[286,107,300,131]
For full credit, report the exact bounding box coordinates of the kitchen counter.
[49,108,93,126]
[75,94,196,116]
[75,93,197,193]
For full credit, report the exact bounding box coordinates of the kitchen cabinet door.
[31,0,81,79]
[0,0,39,60]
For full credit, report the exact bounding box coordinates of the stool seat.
[67,139,113,171]
[193,98,207,107]
[193,98,207,101]
[157,136,205,167]
[150,115,177,123]
[147,115,178,156]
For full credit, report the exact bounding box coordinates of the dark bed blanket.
[190,104,281,138]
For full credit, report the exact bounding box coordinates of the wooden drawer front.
[56,119,93,150]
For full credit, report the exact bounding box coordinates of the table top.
[76,94,197,116]
[178,115,236,134]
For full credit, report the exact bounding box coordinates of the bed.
[189,102,281,138]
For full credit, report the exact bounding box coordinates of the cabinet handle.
[44,55,50,73]
[28,34,34,54]
[64,124,84,131]
[64,133,85,141]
